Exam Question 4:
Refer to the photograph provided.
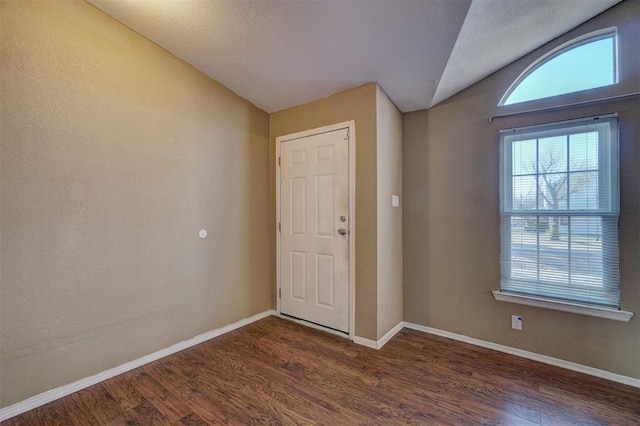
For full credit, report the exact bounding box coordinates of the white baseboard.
[353,321,404,350]
[0,310,276,422]
[404,322,640,389]
[5,313,636,422]
[352,336,377,349]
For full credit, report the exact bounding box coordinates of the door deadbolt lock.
[339,215,347,222]
[337,228,347,236]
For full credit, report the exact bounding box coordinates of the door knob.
[337,228,347,236]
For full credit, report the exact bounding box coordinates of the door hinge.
[279,288,281,298]
[278,222,281,232]
[278,156,281,166]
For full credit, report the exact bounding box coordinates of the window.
[499,115,619,308]
[500,29,617,106]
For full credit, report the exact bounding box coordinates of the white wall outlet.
[511,315,523,330]
[391,194,400,207]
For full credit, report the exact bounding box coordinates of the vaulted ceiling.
[88,0,621,113]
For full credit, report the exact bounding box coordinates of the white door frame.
[276,120,356,340]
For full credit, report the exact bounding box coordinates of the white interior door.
[279,128,349,333]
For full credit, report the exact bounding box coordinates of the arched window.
[500,28,617,106]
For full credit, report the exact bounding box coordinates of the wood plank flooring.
[3,316,639,425]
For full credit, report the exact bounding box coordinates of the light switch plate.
[392,195,400,207]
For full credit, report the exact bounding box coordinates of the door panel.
[280,128,349,332]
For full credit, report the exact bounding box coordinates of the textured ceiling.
[88,0,621,113]
[432,0,623,107]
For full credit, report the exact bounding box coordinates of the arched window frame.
[498,27,618,107]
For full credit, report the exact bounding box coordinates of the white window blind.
[499,114,619,308]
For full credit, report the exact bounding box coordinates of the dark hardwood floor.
[3,316,639,425]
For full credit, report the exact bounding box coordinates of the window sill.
[492,291,634,322]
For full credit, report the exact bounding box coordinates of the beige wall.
[403,1,640,378]
[270,83,404,341]
[0,0,271,407]
[270,84,379,340]
[3,0,634,412]
[376,87,403,339]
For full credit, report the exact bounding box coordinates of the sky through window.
[503,34,616,105]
